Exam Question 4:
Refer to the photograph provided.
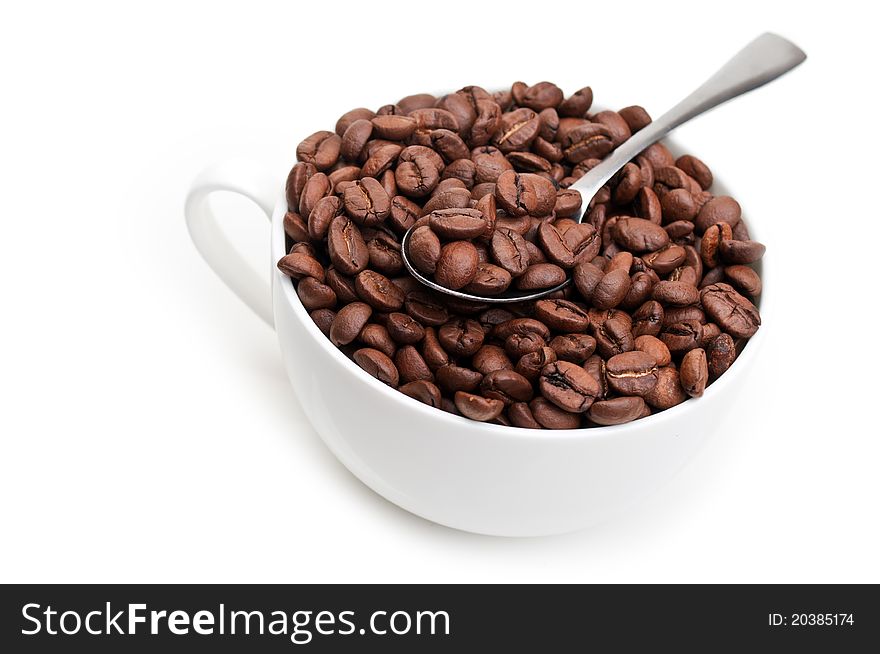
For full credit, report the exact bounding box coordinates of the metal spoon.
[401,32,805,304]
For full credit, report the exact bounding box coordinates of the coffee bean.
[399,380,442,407]
[428,208,488,239]
[632,300,664,337]
[509,402,542,429]
[436,364,483,393]
[634,334,671,367]
[386,312,426,344]
[277,252,325,283]
[296,130,341,171]
[464,262,512,295]
[618,105,652,133]
[700,283,760,338]
[472,345,513,375]
[675,155,713,190]
[494,170,556,217]
[438,318,484,357]
[516,263,566,290]
[701,221,734,268]
[529,397,580,429]
[493,107,540,153]
[724,264,762,296]
[355,270,405,311]
[680,348,708,397]
[706,333,737,378]
[719,239,765,264]
[695,196,741,233]
[330,301,373,346]
[539,360,599,412]
[606,351,659,397]
[454,391,504,421]
[489,228,531,276]
[509,345,556,383]
[660,320,704,353]
[283,211,310,243]
[614,217,670,252]
[643,244,687,275]
[644,366,687,409]
[549,334,596,363]
[310,309,336,336]
[652,280,700,306]
[481,369,534,404]
[342,178,391,226]
[434,241,479,290]
[505,332,546,358]
[561,122,613,163]
[296,276,336,310]
[588,396,647,425]
[558,86,593,117]
[336,108,376,136]
[358,323,396,358]
[394,345,434,383]
[403,290,448,327]
[353,347,399,387]
[520,82,563,111]
[593,110,632,147]
[592,268,631,310]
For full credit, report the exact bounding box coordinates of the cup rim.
[272,135,768,441]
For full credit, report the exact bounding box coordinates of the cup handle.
[184,160,279,327]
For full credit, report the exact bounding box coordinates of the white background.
[1,0,877,583]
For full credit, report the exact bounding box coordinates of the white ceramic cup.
[185,139,766,537]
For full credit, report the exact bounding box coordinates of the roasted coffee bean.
[286,162,317,210]
[428,208,488,239]
[664,220,695,242]
[695,196,741,233]
[588,396,647,425]
[395,345,434,383]
[700,322,722,347]
[644,366,687,409]
[472,345,514,375]
[593,314,634,358]
[336,108,376,136]
[592,268,631,310]
[277,252,324,282]
[494,170,556,217]
[490,228,531,276]
[296,277,336,310]
[660,188,698,223]
[700,283,761,338]
[330,301,373,346]
[515,346,557,381]
[549,334,596,363]
[342,178,391,226]
[464,262,512,295]
[310,309,336,336]
[407,225,442,275]
[358,323,396,358]
[355,270,405,311]
[519,82,563,111]
[572,261,604,301]
[509,402,542,429]
[719,239,765,264]
[516,263,566,290]
[706,333,737,378]
[493,107,540,153]
[360,142,403,179]
[399,380,442,407]
[558,86,593,117]
[699,265,726,289]
[701,221,734,268]
[660,320,704,353]
[404,290,448,326]
[434,241,479,290]
[493,317,550,340]
[505,332,546,358]
[386,312,426,344]
[539,360,599,412]
[534,299,590,332]
[436,364,483,393]
[725,264,762,296]
[676,155,713,190]
[454,391,504,422]
[438,318,484,357]
[606,351,659,397]
[481,369,534,404]
[421,187,471,215]
[367,232,403,275]
[296,130,341,171]
[353,348,399,387]
[529,397,580,429]
[680,348,708,397]
[298,172,332,219]
[652,280,700,306]
[634,334,671,367]
[631,300,664,337]
[283,211,310,243]
[618,105,652,133]
[340,119,373,162]
[643,244,687,275]
[562,122,614,163]
[614,217,670,252]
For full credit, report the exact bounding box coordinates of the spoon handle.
[570,32,806,210]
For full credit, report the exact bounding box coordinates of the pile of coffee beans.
[278,82,763,428]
